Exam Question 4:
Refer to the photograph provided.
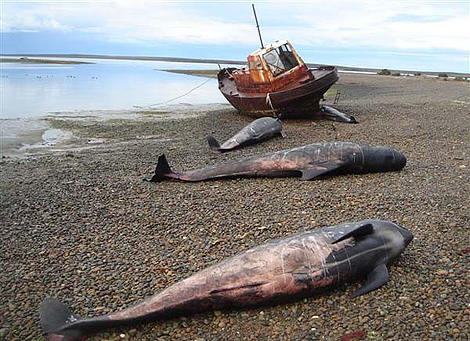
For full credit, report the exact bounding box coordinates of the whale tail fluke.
[40,299,83,341]
[207,135,223,153]
[146,154,175,182]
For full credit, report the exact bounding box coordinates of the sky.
[1,0,469,73]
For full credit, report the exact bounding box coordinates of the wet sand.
[0,104,229,158]
[0,73,469,340]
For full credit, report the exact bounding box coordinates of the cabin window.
[263,44,299,76]
[249,59,263,70]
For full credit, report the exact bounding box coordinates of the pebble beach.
[1,73,469,340]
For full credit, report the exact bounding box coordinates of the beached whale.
[320,105,357,123]
[207,117,284,153]
[147,141,406,182]
[40,220,413,340]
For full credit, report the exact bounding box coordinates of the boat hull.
[218,66,339,118]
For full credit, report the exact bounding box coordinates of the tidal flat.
[0,73,468,340]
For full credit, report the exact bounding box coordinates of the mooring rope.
[266,93,281,119]
[133,77,213,109]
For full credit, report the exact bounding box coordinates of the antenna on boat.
[252,4,264,49]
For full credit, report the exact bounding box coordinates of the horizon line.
[1,53,469,77]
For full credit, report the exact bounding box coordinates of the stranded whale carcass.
[320,105,357,124]
[207,117,284,153]
[40,220,413,340]
[147,141,406,182]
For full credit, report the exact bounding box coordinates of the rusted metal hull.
[218,66,339,118]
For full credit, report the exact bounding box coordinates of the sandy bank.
[0,74,468,340]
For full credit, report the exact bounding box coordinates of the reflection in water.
[1,59,227,119]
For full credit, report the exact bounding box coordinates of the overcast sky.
[2,0,469,72]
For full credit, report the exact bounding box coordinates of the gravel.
[1,74,469,340]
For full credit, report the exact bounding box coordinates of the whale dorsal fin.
[331,223,374,244]
[300,163,340,180]
[353,263,389,297]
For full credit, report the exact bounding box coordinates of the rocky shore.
[1,74,468,340]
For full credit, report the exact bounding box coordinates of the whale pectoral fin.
[331,223,374,244]
[353,263,389,297]
[300,169,330,180]
[280,131,286,138]
[300,163,339,180]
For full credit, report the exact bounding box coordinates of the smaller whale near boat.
[40,220,413,340]
[320,105,357,124]
[147,141,406,182]
[207,117,284,153]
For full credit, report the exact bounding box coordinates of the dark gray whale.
[147,141,406,182]
[207,117,284,153]
[40,220,413,340]
[320,105,357,123]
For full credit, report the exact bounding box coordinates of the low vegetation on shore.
[164,69,219,78]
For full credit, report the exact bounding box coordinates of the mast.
[252,4,264,49]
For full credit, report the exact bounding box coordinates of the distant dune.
[1,53,468,77]
[1,57,93,65]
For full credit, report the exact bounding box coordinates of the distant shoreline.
[1,57,93,65]
[164,69,219,78]
[2,53,468,77]
[163,69,468,82]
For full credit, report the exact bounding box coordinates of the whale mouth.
[397,225,414,247]
[392,150,407,170]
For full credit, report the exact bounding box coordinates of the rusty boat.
[218,39,339,118]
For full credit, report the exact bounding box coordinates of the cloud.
[99,3,257,45]
[1,13,71,33]
[272,1,469,52]
[1,0,468,55]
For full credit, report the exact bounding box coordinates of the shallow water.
[1,58,227,119]
[0,58,232,156]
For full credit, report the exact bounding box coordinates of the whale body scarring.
[40,220,413,340]
[147,141,406,182]
[207,117,284,153]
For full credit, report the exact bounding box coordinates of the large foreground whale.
[147,141,406,182]
[207,117,284,153]
[40,220,413,340]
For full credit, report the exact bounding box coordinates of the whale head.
[362,146,407,172]
[373,220,414,263]
[395,223,414,248]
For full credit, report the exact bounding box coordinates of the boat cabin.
[231,40,312,93]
